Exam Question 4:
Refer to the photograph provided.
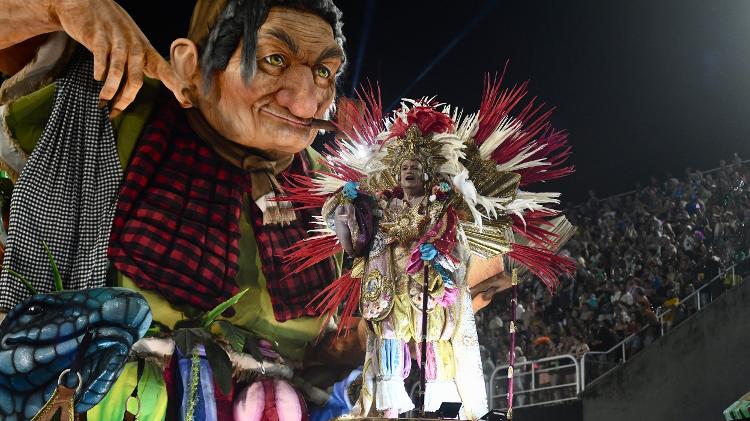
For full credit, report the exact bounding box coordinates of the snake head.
[0,287,151,417]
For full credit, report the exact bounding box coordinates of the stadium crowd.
[477,154,750,391]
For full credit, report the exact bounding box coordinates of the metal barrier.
[656,263,738,336]
[488,354,580,410]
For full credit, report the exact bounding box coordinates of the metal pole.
[419,264,429,416]
[660,315,665,336]
[621,343,626,363]
[581,354,586,391]
[506,269,518,419]
[697,289,702,311]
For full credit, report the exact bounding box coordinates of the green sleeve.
[4,83,56,155]
[3,77,161,168]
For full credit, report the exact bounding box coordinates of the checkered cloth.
[108,96,245,312]
[247,155,337,322]
[0,51,122,311]
[109,95,337,320]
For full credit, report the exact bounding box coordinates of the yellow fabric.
[389,293,413,340]
[86,361,167,421]
[435,340,455,380]
[424,306,446,342]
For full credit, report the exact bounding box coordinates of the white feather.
[452,170,485,229]
[478,117,523,159]
[494,143,549,173]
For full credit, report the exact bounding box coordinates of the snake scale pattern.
[0,288,151,420]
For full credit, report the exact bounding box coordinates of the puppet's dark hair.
[198,0,346,89]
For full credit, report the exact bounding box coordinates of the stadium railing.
[487,354,580,410]
[581,262,739,390]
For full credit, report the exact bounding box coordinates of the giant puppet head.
[170,0,346,156]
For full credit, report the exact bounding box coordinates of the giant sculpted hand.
[0,0,184,116]
[52,0,183,116]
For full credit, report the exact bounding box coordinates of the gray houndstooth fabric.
[0,51,122,311]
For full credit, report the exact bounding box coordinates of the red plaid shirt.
[109,97,336,321]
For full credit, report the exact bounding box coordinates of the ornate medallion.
[380,201,427,244]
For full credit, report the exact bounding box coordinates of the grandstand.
[475,156,750,420]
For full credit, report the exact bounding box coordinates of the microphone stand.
[419,264,429,417]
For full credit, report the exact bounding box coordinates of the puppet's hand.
[52,0,184,117]
[471,272,513,313]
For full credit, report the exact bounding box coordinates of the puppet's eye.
[25,305,43,316]
[315,65,331,79]
[264,54,286,67]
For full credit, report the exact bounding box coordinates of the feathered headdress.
[283,72,576,334]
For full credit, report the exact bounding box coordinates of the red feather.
[282,173,329,210]
[508,244,576,291]
[334,81,384,145]
[511,211,561,248]
[282,234,342,277]
[308,271,361,337]
[475,70,574,186]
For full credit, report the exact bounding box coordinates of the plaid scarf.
[109,95,336,320]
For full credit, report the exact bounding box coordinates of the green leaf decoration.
[202,288,249,327]
[214,320,246,353]
[204,339,233,396]
[0,265,36,295]
[173,329,193,357]
[41,240,63,291]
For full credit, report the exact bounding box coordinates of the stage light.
[436,402,462,419]
[480,409,508,421]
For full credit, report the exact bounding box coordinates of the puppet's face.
[199,7,343,155]
[399,159,425,194]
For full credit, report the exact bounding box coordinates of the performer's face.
[399,159,425,193]
[200,7,343,155]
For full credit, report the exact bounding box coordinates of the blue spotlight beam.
[349,0,376,96]
[386,0,498,112]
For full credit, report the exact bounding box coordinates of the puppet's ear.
[169,38,200,108]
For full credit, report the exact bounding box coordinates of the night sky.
[123,0,750,204]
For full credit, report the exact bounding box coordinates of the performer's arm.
[0,0,183,116]
[333,204,356,256]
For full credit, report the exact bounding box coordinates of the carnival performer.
[283,78,576,419]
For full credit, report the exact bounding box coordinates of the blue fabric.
[420,243,437,261]
[178,345,217,421]
[343,181,359,200]
[309,368,362,421]
[379,339,404,378]
[434,263,455,287]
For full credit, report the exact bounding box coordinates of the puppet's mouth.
[261,108,312,128]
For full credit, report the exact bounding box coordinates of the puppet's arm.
[468,254,513,313]
[0,0,182,114]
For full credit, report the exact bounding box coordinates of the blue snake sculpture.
[0,287,152,420]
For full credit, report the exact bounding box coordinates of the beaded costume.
[284,75,576,419]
